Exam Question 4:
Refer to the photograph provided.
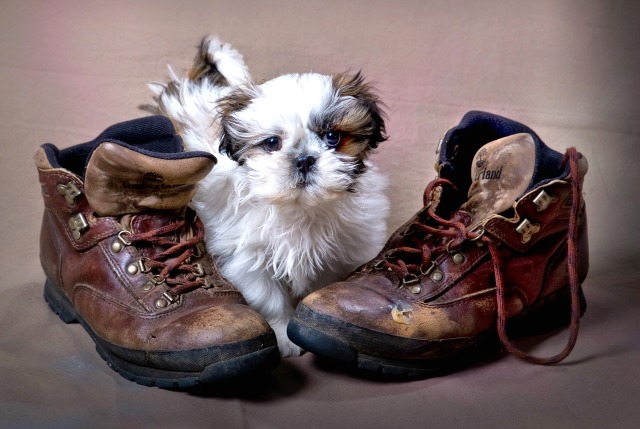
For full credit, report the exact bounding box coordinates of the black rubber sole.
[288,285,586,379]
[288,317,477,379]
[44,279,280,388]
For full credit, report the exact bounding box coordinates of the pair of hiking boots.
[36,112,588,388]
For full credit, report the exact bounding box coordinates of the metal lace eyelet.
[155,298,168,308]
[111,230,131,253]
[137,257,151,273]
[516,218,541,243]
[56,181,81,205]
[469,228,485,242]
[420,262,444,282]
[126,258,150,275]
[68,213,89,240]
[446,239,460,254]
[420,261,436,276]
[155,292,178,309]
[409,285,422,294]
[163,292,178,303]
[401,273,420,287]
[192,263,205,277]
[452,253,465,264]
[372,260,386,270]
[430,269,444,282]
[533,190,558,211]
[151,275,166,285]
[193,242,206,258]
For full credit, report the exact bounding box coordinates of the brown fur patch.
[187,37,229,86]
[334,135,364,157]
[217,87,259,159]
[331,72,387,150]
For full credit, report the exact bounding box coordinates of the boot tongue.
[460,133,536,227]
[84,142,215,216]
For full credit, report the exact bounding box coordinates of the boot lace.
[378,178,484,284]
[377,147,583,365]
[124,217,209,302]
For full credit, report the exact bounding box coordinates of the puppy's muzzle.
[295,155,316,176]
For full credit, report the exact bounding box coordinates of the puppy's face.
[218,72,386,206]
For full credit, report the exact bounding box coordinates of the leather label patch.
[461,133,536,227]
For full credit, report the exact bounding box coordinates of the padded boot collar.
[436,111,566,197]
[84,141,214,216]
[35,116,216,216]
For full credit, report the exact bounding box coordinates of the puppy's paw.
[271,320,303,357]
[278,336,304,358]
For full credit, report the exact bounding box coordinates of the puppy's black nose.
[295,155,316,175]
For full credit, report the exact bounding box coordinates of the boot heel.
[43,279,78,324]
[507,285,586,337]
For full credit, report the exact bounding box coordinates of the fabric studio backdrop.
[1,1,638,428]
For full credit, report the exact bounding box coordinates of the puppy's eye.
[322,131,341,148]
[262,136,282,152]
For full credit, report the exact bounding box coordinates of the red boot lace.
[125,218,208,302]
[378,147,583,365]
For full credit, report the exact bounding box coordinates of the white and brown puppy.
[147,36,389,356]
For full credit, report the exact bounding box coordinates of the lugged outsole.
[95,342,280,389]
[287,315,477,379]
[43,279,280,388]
[288,285,586,379]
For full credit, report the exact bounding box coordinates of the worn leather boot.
[288,111,589,377]
[36,116,279,388]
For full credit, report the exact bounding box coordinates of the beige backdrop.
[1,1,639,428]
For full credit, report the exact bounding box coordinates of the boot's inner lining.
[460,133,536,227]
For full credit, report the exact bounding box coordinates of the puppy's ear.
[188,36,251,87]
[188,37,227,85]
[217,86,257,162]
[332,71,388,148]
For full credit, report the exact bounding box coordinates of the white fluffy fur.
[149,37,389,356]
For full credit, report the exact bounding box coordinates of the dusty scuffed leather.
[37,152,273,357]
[296,162,589,360]
[84,142,214,216]
[461,133,536,227]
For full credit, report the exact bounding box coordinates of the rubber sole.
[288,317,480,378]
[44,279,280,388]
[288,285,586,379]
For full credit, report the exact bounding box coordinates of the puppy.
[146,36,390,356]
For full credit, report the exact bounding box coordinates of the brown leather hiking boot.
[288,111,589,377]
[36,116,279,388]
